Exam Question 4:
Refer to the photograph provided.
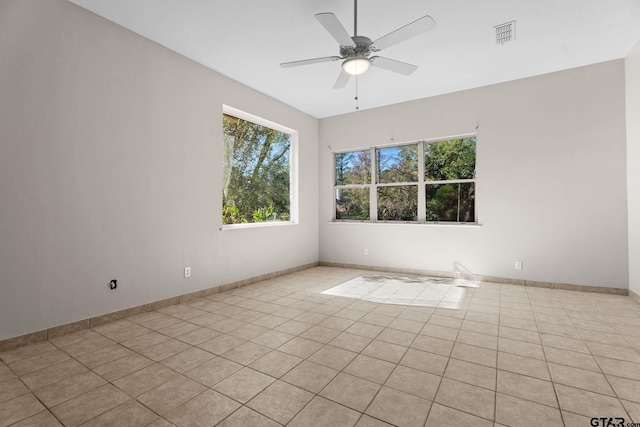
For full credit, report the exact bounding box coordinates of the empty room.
[1,0,640,426]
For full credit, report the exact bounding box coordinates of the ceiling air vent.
[494,20,515,45]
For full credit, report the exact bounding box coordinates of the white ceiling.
[68,0,640,119]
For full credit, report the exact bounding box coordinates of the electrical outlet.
[184,267,191,278]
[515,261,523,270]
[363,248,368,255]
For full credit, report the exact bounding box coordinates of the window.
[222,107,297,225]
[335,150,370,220]
[334,136,476,224]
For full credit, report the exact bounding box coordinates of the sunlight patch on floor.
[321,275,478,309]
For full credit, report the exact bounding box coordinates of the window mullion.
[370,148,377,222]
[418,141,426,223]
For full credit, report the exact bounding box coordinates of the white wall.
[627,39,640,296]
[0,0,319,340]
[319,60,629,289]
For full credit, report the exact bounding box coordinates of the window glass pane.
[335,150,371,185]
[377,186,418,221]
[424,137,476,181]
[426,182,475,222]
[336,188,370,220]
[222,113,291,224]
[376,144,418,183]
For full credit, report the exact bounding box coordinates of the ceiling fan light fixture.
[342,57,371,76]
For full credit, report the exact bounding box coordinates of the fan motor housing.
[340,35,372,58]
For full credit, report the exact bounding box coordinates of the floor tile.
[495,393,563,427]
[9,410,63,427]
[555,384,628,418]
[543,346,601,372]
[355,415,394,427]
[289,396,361,427]
[277,337,323,358]
[216,406,282,427]
[329,332,373,353]
[319,372,380,412]
[399,348,448,376]
[112,363,177,397]
[622,400,640,423]
[434,378,495,421]
[184,356,243,387]
[197,334,246,355]
[80,400,158,427]
[221,342,272,366]
[366,386,431,427]
[607,375,640,403]
[345,322,384,339]
[3,267,640,427]
[20,359,88,390]
[74,344,133,370]
[137,338,191,361]
[247,380,313,424]
[8,350,70,377]
[596,357,640,381]
[213,367,275,403]
[251,330,295,349]
[0,378,28,404]
[50,384,130,427]
[498,326,541,344]
[274,319,314,335]
[0,394,46,427]
[451,342,497,367]
[444,358,496,390]
[0,342,57,364]
[497,352,550,380]
[249,350,302,378]
[344,354,396,384]
[281,360,338,393]
[411,335,454,357]
[165,389,240,427]
[300,325,342,344]
[93,353,154,382]
[419,324,459,341]
[497,370,558,408]
[425,403,493,427]
[548,363,614,396]
[362,340,408,364]
[121,331,169,352]
[160,347,215,373]
[175,327,220,346]
[385,365,441,400]
[308,345,358,370]
[456,330,498,350]
[137,376,207,416]
[34,370,106,407]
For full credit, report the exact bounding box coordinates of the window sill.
[221,221,298,231]
[329,221,482,228]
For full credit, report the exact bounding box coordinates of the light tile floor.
[1,266,640,426]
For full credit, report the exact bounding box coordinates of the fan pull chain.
[355,74,360,110]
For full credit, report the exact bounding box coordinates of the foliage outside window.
[335,150,371,220]
[334,136,476,223]
[222,111,294,225]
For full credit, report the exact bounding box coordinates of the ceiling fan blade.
[371,15,436,51]
[370,56,418,75]
[315,13,356,47]
[333,69,351,89]
[280,56,341,68]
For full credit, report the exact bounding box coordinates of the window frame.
[333,133,477,225]
[222,105,299,229]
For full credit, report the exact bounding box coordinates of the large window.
[222,107,297,225]
[334,136,476,224]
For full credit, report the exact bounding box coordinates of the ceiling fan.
[280,0,436,89]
